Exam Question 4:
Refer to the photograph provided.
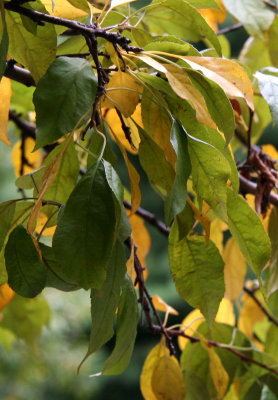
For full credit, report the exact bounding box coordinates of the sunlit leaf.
[0,283,14,311]
[152,295,179,316]
[0,77,11,145]
[41,0,89,18]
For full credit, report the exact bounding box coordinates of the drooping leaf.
[53,162,116,289]
[2,294,50,345]
[129,213,151,268]
[226,188,271,280]
[169,222,225,326]
[224,237,247,302]
[0,77,11,145]
[102,275,139,375]
[164,120,191,225]
[223,0,274,38]
[6,3,56,83]
[254,70,278,125]
[34,57,97,148]
[4,225,47,298]
[80,240,126,369]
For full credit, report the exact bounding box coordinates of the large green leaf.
[4,225,47,298]
[226,188,271,279]
[0,201,15,252]
[254,70,278,125]
[223,0,274,38]
[138,126,175,197]
[6,3,56,83]
[164,121,191,226]
[145,0,222,55]
[188,135,230,219]
[52,162,116,290]
[102,275,139,375]
[169,223,224,325]
[80,241,126,369]
[2,294,50,345]
[34,57,97,148]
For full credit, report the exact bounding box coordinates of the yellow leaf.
[210,218,227,253]
[187,197,211,243]
[178,299,235,350]
[206,344,229,400]
[0,77,12,145]
[0,283,15,311]
[140,341,168,400]
[102,71,143,117]
[35,212,57,237]
[238,292,266,348]
[105,104,142,153]
[151,352,185,400]
[262,144,278,160]
[164,64,218,130]
[12,138,42,177]
[224,238,247,301]
[129,213,151,267]
[41,0,88,18]
[223,380,239,400]
[199,0,226,32]
[126,236,136,284]
[152,295,179,316]
[182,56,254,110]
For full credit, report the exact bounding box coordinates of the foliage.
[1,0,278,398]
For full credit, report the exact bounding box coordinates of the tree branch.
[244,286,278,326]
[4,60,35,87]
[239,173,278,206]
[217,23,243,35]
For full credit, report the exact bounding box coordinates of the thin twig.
[217,23,243,35]
[244,286,278,326]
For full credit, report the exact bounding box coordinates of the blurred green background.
[0,4,278,400]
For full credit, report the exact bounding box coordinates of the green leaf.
[226,188,271,280]
[0,201,15,252]
[267,207,278,296]
[185,68,235,143]
[169,224,225,325]
[164,121,191,226]
[254,71,278,125]
[66,0,90,12]
[265,325,278,362]
[188,135,230,219]
[15,167,46,190]
[102,275,139,375]
[0,8,8,81]
[53,162,116,290]
[2,294,50,345]
[223,0,274,38]
[40,244,80,292]
[6,3,56,83]
[0,326,15,352]
[145,0,222,56]
[138,126,175,197]
[80,241,126,369]
[34,57,97,148]
[4,225,47,298]
[144,38,200,57]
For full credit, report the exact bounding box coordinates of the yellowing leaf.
[35,212,57,237]
[164,64,218,130]
[187,197,211,243]
[224,237,247,301]
[151,353,185,400]
[182,56,254,110]
[12,138,42,177]
[0,77,12,145]
[129,213,151,268]
[105,104,142,153]
[126,236,136,284]
[102,71,143,117]
[199,0,226,32]
[210,218,227,253]
[41,0,88,18]
[178,298,235,350]
[262,144,278,160]
[205,344,229,400]
[152,295,179,316]
[0,283,15,311]
[140,341,168,400]
[238,292,266,348]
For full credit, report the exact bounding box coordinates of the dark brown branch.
[217,23,243,35]
[239,174,278,206]
[264,0,277,9]
[4,61,35,87]
[9,109,36,139]
[244,286,278,326]
[124,200,170,236]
